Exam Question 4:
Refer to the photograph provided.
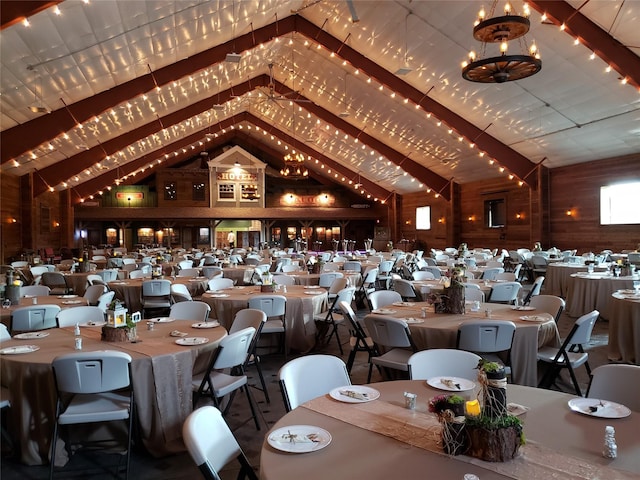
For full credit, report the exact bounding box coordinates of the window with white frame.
[600,181,640,225]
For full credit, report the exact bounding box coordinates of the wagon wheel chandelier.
[462,1,541,83]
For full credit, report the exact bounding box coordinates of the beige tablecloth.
[0,320,225,465]
[608,292,640,364]
[544,263,609,298]
[200,285,327,353]
[0,295,89,328]
[565,273,635,320]
[365,302,559,386]
[260,380,639,480]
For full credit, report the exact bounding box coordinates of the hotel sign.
[217,172,257,182]
[280,195,335,207]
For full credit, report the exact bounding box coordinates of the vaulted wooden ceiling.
[1,1,639,205]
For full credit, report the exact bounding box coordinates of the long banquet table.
[608,291,640,364]
[0,319,226,465]
[364,302,559,386]
[200,284,327,353]
[261,380,639,480]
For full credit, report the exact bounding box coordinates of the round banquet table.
[608,291,640,364]
[107,276,209,313]
[544,262,609,298]
[281,271,362,287]
[0,319,226,465]
[200,284,327,353]
[412,279,493,301]
[365,302,559,387]
[260,380,639,480]
[565,272,636,320]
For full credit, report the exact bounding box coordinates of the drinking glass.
[633,280,640,293]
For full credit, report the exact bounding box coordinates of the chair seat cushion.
[537,347,588,367]
[58,392,131,425]
[262,319,284,333]
[371,348,413,371]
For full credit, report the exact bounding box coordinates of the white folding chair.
[407,349,482,381]
[57,306,105,328]
[177,268,200,278]
[50,351,133,479]
[368,290,402,310]
[208,277,234,291]
[140,280,172,316]
[538,310,599,396]
[202,266,223,279]
[481,267,504,281]
[314,286,356,354]
[170,283,193,303]
[127,270,146,279]
[97,291,116,313]
[488,281,522,304]
[412,271,435,281]
[319,272,344,289]
[363,315,417,383]
[522,276,545,304]
[83,284,106,306]
[10,305,61,333]
[456,321,516,375]
[494,272,517,282]
[528,294,565,323]
[586,364,640,412]
[229,309,269,403]
[0,324,11,341]
[278,354,351,411]
[248,295,287,359]
[392,278,417,302]
[182,406,258,480]
[327,277,349,300]
[192,327,260,430]
[169,301,211,322]
[21,285,51,297]
[40,272,70,295]
[339,300,377,374]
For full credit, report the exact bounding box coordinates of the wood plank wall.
[401,155,640,254]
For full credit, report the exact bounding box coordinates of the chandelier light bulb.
[504,2,511,14]
[478,7,486,22]
[500,40,508,54]
[469,50,476,61]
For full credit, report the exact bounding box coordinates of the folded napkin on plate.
[2,346,34,354]
[170,330,188,337]
[507,403,530,416]
[339,389,369,400]
[275,432,320,444]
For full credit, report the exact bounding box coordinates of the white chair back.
[368,290,402,310]
[278,355,350,411]
[208,277,234,291]
[169,301,211,322]
[528,295,565,322]
[587,365,640,412]
[57,306,105,328]
[488,282,521,304]
[11,305,61,333]
[408,349,482,381]
[21,285,51,297]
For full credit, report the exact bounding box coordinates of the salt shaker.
[603,425,617,459]
[74,322,81,336]
[421,307,427,318]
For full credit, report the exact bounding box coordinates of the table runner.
[303,396,637,480]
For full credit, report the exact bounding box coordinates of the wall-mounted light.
[405,219,412,225]
[53,221,60,228]
[438,217,445,224]
[468,215,476,222]
[10,218,17,224]
[566,209,574,217]
[516,213,524,220]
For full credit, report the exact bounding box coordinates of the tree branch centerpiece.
[465,360,524,462]
[428,394,468,455]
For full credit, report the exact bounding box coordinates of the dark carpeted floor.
[1,295,612,480]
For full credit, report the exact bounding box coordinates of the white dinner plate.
[149,317,175,323]
[207,293,229,298]
[267,425,332,453]
[14,332,50,340]
[62,300,84,305]
[568,398,631,418]
[170,330,188,337]
[519,315,547,322]
[175,337,209,346]
[511,306,535,311]
[304,291,324,295]
[304,286,321,289]
[192,321,220,329]
[371,309,397,315]
[82,321,107,327]
[392,302,414,307]
[329,385,380,403]
[427,376,476,392]
[58,295,78,299]
[0,345,40,355]
[403,317,424,324]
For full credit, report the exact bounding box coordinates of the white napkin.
[2,345,34,354]
[170,330,188,337]
[274,431,319,444]
[339,389,369,400]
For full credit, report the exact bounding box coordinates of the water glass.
[634,280,640,293]
[587,263,594,274]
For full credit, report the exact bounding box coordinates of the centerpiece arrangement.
[425,265,466,314]
[102,300,141,342]
[429,359,525,462]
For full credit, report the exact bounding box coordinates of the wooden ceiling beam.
[0,1,62,30]
[528,1,640,91]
